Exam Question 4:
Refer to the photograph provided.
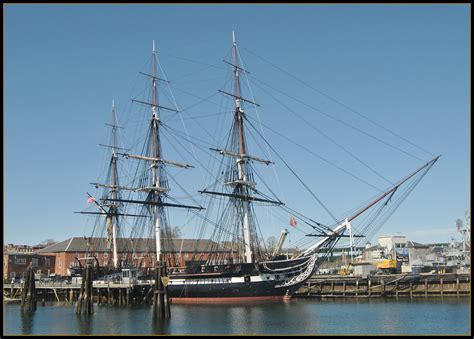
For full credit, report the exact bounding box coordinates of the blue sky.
[5,4,470,247]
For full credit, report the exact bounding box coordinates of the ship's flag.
[289,215,297,227]
[87,197,96,204]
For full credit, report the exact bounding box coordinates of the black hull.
[166,256,316,301]
[167,278,305,301]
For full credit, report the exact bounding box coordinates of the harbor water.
[4,297,470,335]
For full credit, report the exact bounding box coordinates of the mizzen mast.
[107,99,120,268]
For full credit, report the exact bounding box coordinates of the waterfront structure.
[358,232,470,274]
[37,237,237,277]
[3,253,55,281]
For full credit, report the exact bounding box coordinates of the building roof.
[37,237,227,254]
[363,244,385,252]
[407,240,429,249]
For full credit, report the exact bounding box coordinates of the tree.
[266,236,277,255]
[39,239,56,247]
[170,226,182,239]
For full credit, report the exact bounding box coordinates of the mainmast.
[150,40,164,263]
[103,41,202,267]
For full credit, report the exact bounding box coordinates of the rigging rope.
[243,47,436,159]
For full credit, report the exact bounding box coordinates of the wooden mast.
[108,99,119,268]
[150,39,164,265]
[232,31,253,264]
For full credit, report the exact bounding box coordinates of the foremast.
[232,32,253,264]
[201,32,278,265]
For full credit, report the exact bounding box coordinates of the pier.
[294,273,470,298]
[4,272,470,304]
[4,279,158,305]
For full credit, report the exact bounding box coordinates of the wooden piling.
[153,259,170,319]
[76,265,93,314]
[21,268,36,312]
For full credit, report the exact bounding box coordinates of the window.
[14,257,27,265]
[32,258,38,267]
[45,258,51,267]
[104,252,108,258]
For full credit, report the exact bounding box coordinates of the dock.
[294,273,470,298]
[4,280,157,305]
[4,272,470,303]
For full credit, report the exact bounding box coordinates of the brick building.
[37,237,239,277]
[3,253,56,281]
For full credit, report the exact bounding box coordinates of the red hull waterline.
[170,295,292,304]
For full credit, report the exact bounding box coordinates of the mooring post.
[41,289,46,306]
[21,268,37,312]
[86,265,93,314]
[29,268,37,311]
[76,264,93,314]
[154,258,171,319]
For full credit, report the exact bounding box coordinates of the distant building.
[3,253,56,281]
[37,237,239,277]
[401,241,431,273]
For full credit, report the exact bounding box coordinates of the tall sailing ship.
[79,33,439,301]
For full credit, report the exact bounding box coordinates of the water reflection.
[76,313,94,335]
[5,297,470,335]
[20,309,34,335]
[151,315,171,334]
